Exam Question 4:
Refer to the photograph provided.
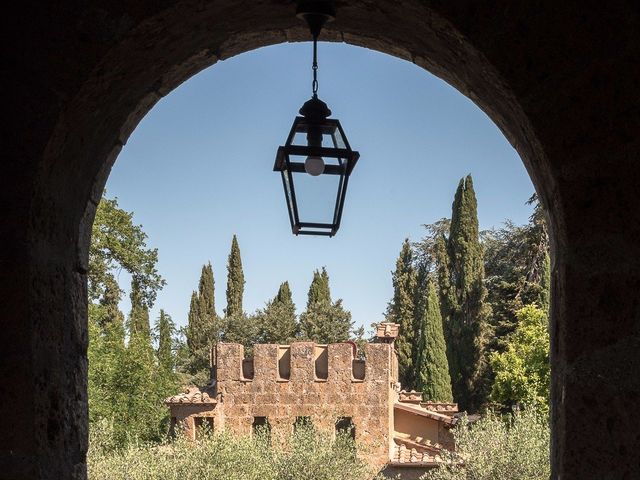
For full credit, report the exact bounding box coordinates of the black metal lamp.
[274,1,360,237]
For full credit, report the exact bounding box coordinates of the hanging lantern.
[273,1,360,237]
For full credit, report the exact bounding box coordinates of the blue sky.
[106,42,534,334]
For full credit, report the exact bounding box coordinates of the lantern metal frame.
[273,0,360,237]
[274,114,360,237]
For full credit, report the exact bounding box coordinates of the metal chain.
[312,35,319,97]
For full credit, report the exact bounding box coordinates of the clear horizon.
[106,41,535,335]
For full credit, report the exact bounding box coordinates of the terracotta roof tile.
[394,400,457,426]
[391,437,443,466]
[165,386,217,405]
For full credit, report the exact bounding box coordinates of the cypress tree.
[300,268,353,343]
[186,291,201,352]
[307,268,331,307]
[385,239,418,389]
[98,275,126,346]
[225,235,245,318]
[259,281,298,343]
[539,251,551,313]
[129,278,151,342]
[276,281,294,306]
[438,175,490,411]
[186,262,218,354]
[198,262,217,327]
[156,309,175,371]
[415,280,453,402]
[184,289,212,385]
[222,235,254,349]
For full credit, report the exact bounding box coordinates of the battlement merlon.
[214,341,395,384]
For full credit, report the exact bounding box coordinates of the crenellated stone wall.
[215,341,395,467]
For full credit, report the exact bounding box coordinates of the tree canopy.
[299,268,353,344]
[257,281,298,344]
[483,195,549,351]
[88,192,177,446]
[490,304,550,412]
[89,193,165,306]
[385,239,418,388]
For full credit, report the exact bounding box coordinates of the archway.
[3,2,639,479]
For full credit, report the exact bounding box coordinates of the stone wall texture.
[2,1,639,478]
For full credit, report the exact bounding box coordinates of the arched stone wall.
[2,1,639,478]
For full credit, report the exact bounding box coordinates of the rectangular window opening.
[169,416,178,438]
[335,417,356,441]
[314,345,329,380]
[242,357,255,380]
[278,346,291,380]
[352,358,366,381]
[194,416,214,438]
[293,416,313,432]
[252,416,271,437]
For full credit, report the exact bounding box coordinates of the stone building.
[166,323,458,477]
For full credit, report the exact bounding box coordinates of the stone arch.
[3,1,639,479]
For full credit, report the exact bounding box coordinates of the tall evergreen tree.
[385,239,418,389]
[300,268,353,344]
[307,268,331,306]
[438,175,490,411]
[539,251,551,313]
[221,235,257,351]
[186,262,218,353]
[258,281,298,343]
[129,278,151,341]
[199,262,217,322]
[154,309,180,434]
[186,291,201,352]
[225,235,245,318]
[415,280,453,402]
[97,275,126,346]
[156,309,175,371]
[184,289,212,385]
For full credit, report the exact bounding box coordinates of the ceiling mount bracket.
[296,1,336,38]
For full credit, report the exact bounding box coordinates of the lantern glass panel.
[330,125,347,149]
[289,120,341,149]
[288,154,344,225]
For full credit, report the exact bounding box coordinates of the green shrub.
[88,421,376,480]
[421,408,550,480]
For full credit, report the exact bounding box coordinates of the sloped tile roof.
[390,437,444,466]
[165,386,217,405]
[394,400,457,426]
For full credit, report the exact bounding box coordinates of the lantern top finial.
[299,96,331,121]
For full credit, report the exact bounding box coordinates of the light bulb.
[304,155,325,176]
